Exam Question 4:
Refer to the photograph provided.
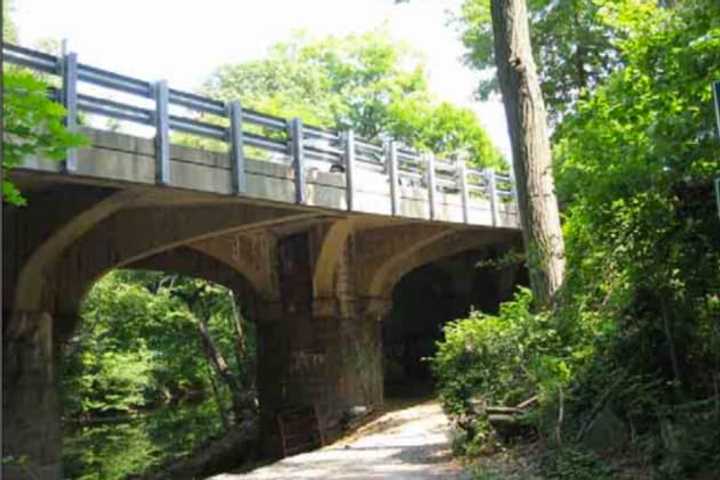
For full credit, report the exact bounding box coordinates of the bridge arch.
[364,228,518,300]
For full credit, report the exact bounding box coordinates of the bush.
[539,448,614,480]
[432,288,582,452]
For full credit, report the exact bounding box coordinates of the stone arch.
[7,186,140,314]
[312,218,353,299]
[36,202,309,324]
[366,229,518,299]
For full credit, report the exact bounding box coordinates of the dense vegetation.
[433,0,720,478]
[61,271,255,479]
[2,70,87,206]
[201,29,506,170]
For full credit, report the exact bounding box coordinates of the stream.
[62,399,226,480]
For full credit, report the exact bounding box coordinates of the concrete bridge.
[2,44,523,479]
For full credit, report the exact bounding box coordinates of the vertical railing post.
[387,141,399,215]
[509,168,519,214]
[426,153,437,221]
[289,117,305,204]
[228,101,246,194]
[487,168,499,227]
[457,156,470,224]
[61,51,78,172]
[344,130,356,212]
[154,80,170,185]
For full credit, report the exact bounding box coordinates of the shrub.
[432,288,582,451]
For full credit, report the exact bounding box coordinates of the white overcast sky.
[13,0,510,159]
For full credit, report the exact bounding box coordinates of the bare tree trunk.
[491,0,566,308]
[196,312,248,422]
[228,291,254,390]
[205,361,230,431]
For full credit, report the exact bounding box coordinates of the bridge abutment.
[2,311,63,480]
[256,296,389,455]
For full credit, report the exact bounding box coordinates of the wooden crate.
[276,404,325,457]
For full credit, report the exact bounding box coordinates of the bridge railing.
[4,43,518,226]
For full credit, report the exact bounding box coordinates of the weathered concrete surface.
[210,400,464,480]
[20,127,520,228]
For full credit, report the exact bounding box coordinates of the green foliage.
[432,288,587,453]
[61,270,255,479]
[3,0,17,42]
[554,0,720,396]
[63,400,225,480]
[445,0,720,476]
[539,448,614,480]
[455,0,623,121]
[202,29,505,169]
[61,270,255,418]
[2,70,88,205]
[433,289,548,412]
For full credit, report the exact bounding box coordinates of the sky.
[12,0,511,159]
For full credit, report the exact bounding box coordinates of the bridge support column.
[255,296,390,455]
[2,311,62,480]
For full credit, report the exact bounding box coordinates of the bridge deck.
[6,43,520,230]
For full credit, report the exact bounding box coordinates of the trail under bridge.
[209,400,465,480]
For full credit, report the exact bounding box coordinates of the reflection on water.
[63,399,225,480]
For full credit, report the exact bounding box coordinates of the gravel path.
[209,400,465,480]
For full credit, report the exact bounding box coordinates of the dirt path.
[209,399,466,480]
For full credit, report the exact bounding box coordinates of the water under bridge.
[2,44,524,479]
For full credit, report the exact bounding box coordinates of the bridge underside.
[3,165,522,478]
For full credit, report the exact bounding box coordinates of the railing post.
[387,141,399,215]
[457,157,470,224]
[487,168,499,227]
[154,80,170,185]
[344,130,356,211]
[228,101,246,194]
[289,117,305,204]
[61,51,78,172]
[426,153,437,220]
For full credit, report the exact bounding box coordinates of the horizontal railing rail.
[4,43,518,226]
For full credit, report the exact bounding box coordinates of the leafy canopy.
[455,0,623,122]
[2,70,87,205]
[437,0,720,474]
[203,29,505,169]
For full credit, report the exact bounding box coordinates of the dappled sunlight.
[211,401,462,480]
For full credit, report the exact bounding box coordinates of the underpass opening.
[382,249,528,399]
[61,268,259,480]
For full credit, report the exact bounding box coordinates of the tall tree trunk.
[228,291,254,390]
[195,312,248,422]
[205,361,230,431]
[491,0,566,308]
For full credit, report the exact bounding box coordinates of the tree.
[3,0,18,43]
[489,0,565,308]
[203,30,505,169]
[555,0,720,389]
[456,0,622,122]
[3,71,87,206]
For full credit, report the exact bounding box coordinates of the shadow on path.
[208,399,464,480]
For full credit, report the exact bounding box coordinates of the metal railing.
[4,43,518,225]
